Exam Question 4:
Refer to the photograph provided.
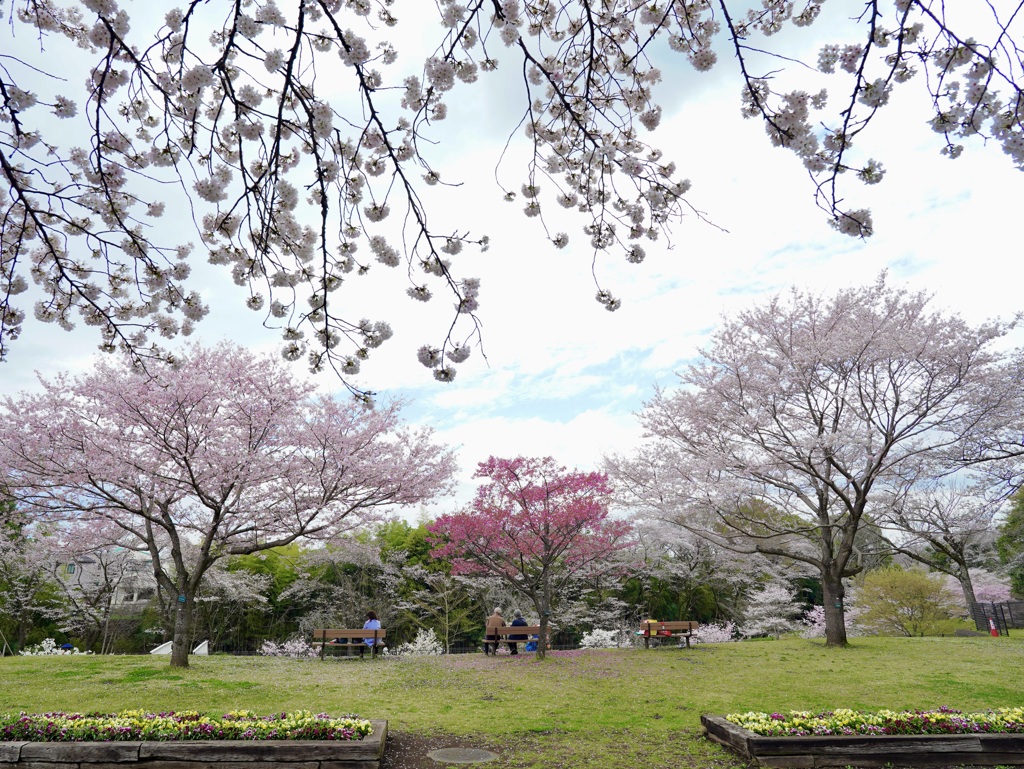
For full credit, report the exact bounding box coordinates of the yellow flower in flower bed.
[727,707,1024,737]
[0,711,373,742]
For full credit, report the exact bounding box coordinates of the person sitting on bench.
[484,607,505,656]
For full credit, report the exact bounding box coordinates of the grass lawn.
[2,636,1022,769]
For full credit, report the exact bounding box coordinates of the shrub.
[257,638,319,658]
[691,622,737,644]
[579,628,635,648]
[856,567,961,637]
[19,639,91,656]
[393,628,443,657]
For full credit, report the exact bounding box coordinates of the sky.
[3,2,1022,517]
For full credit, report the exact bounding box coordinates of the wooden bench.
[312,628,386,659]
[640,620,699,649]
[483,625,543,654]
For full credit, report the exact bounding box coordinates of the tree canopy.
[428,455,632,657]
[2,1,1022,389]
[609,275,1021,646]
[0,341,456,665]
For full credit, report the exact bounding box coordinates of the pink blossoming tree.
[0,342,456,667]
[428,456,632,658]
[609,275,1020,647]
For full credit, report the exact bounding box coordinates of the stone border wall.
[702,715,1024,768]
[0,721,386,769]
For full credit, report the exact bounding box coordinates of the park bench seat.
[640,620,698,649]
[312,627,386,659]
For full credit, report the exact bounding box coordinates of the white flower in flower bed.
[394,628,444,657]
[19,638,91,655]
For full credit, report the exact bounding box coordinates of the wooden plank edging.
[0,721,386,767]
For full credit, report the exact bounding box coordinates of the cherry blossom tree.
[40,519,152,653]
[0,507,58,651]
[192,561,271,652]
[428,456,632,658]
[283,535,410,638]
[2,2,1022,388]
[948,348,1024,488]
[739,581,801,639]
[627,516,780,623]
[0,342,456,667]
[967,570,1012,603]
[609,275,1020,647]
[881,480,1002,608]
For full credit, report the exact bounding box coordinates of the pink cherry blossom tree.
[609,275,1020,647]
[2,2,1022,386]
[968,571,1012,604]
[428,456,633,658]
[0,342,456,667]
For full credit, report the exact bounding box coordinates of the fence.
[969,601,1024,635]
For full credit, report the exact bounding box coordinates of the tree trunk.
[170,594,192,668]
[957,568,977,609]
[537,613,548,660]
[536,575,552,660]
[821,574,848,647]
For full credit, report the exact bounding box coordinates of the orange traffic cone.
[989,618,999,637]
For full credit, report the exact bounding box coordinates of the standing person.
[484,607,505,656]
[508,609,529,656]
[362,611,382,657]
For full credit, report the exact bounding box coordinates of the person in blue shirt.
[508,609,529,655]
[362,611,382,655]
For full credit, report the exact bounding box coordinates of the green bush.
[856,567,961,637]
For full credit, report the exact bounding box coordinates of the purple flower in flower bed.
[728,707,1024,737]
[0,711,373,742]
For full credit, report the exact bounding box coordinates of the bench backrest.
[312,628,387,641]
[486,625,543,638]
[640,621,698,633]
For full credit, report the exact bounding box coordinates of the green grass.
[2,636,1022,769]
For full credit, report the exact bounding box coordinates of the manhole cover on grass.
[426,747,499,764]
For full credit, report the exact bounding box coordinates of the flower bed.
[728,707,1024,737]
[702,709,1024,768]
[0,711,372,742]
[0,711,386,769]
